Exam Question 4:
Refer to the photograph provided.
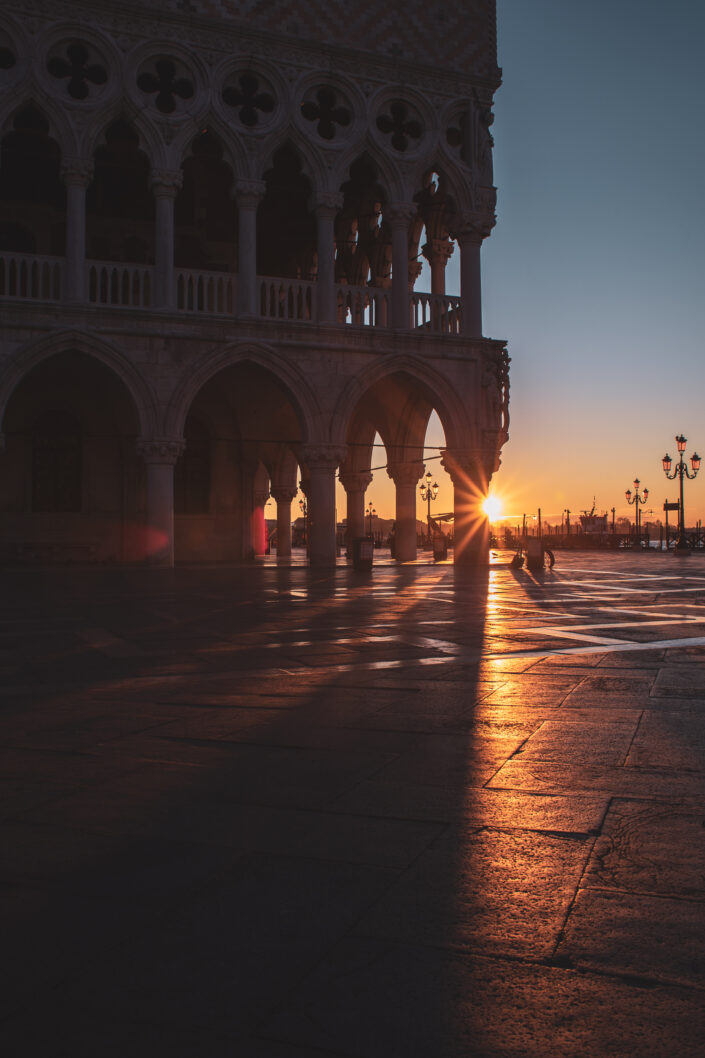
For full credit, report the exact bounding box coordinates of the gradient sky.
[353,0,705,530]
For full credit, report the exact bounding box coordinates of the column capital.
[308,191,344,218]
[452,212,495,243]
[385,201,417,228]
[299,444,347,472]
[386,461,424,487]
[61,157,94,187]
[339,470,373,494]
[270,485,298,504]
[150,168,183,198]
[235,179,267,207]
[137,438,185,465]
[441,448,491,488]
[422,238,454,265]
[254,488,270,508]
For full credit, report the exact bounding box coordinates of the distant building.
[0,0,508,567]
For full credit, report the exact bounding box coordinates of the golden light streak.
[482,495,503,521]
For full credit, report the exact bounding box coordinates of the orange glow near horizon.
[482,495,504,521]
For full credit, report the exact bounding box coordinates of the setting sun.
[482,495,504,521]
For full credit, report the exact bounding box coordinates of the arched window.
[32,410,82,512]
[174,416,210,514]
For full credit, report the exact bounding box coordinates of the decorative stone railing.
[176,268,235,315]
[0,252,63,301]
[259,277,316,321]
[1,255,467,336]
[336,284,391,327]
[411,293,462,334]
[88,261,153,308]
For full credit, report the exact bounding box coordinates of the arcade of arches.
[0,4,509,567]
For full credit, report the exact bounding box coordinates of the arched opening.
[0,350,143,563]
[87,119,154,265]
[175,360,305,561]
[174,415,211,515]
[336,155,389,290]
[175,131,237,272]
[339,369,455,562]
[257,145,315,280]
[0,106,65,257]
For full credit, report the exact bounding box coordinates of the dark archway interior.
[0,106,66,254]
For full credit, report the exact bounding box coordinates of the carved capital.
[309,191,344,218]
[386,461,425,487]
[61,158,94,187]
[452,211,495,243]
[150,168,183,197]
[235,179,267,208]
[299,444,347,472]
[270,486,298,504]
[137,438,185,465]
[422,239,454,265]
[385,201,418,229]
[254,489,270,507]
[339,471,373,494]
[440,449,487,487]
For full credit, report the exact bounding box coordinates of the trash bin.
[433,533,448,562]
[353,536,374,570]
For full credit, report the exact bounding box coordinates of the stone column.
[61,158,93,304]
[442,449,490,566]
[339,471,372,552]
[236,180,266,317]
[386,203,416,329]
[271,486,297,557]
[137,439,185,567]
[310,192,343,323]
[151,169,183,310]
[422,238,454,296]
[300,445,346,568]
[387,462,424,562]
[253,487,270,555]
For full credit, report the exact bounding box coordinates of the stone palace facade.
[0,0,509,566]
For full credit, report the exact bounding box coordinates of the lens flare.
[482,495,503,521]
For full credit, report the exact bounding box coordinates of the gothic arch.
[172,113,249,182]
[86,105,167,172]
[164,341,320,441]
[0,95,78,160]
[331,142,402,203]
[332,355,469,453]
[0,330,158,438]
[256,128,327,194]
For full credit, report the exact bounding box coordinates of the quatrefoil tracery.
[301,87,351,141]
[376,100,422,152]
[47,42,107,100]
[222,72,275,127]
[137,58,194,115]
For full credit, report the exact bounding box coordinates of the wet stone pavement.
[1,552,704,1057]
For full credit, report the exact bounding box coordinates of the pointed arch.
[0,330,158,438]
[0,96,77,160]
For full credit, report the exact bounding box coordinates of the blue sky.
[478,0,705,523]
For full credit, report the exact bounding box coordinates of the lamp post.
[365,500,376,539]
[662,435,701,552]
[419,471,438,546]
[298,490,308,547]
[564,509,571,535]
[625,479,648,543]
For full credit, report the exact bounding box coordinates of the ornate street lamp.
[365,500,376,538]
[298,489,308,546]
[625,478,648,542]
[419,471,439,545]
[662,435,701,552]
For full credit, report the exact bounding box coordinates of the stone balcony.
[0,251,464,336]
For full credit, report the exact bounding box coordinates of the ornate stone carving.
[301,86,352,141]
[150,168,184,196]
[384,202,418,229]
[61,157,94,187]
[235,179,267,208]
[137,57,194,114]
[338,471,373,494]
[270,485,298,504]
[137,439,185,465]
[309,191,344,217]
[376,100,423,152]
[386,462,424,487]
[47,41,108,100]
[299,444,347,471]
[223,71,275,127]
[254,488,270,507]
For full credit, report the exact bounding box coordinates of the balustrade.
[176,268,235,315]
[258,277,316,321]
[411,292,462,334]
[87,261,153,308]
[336,284,391,328]
[0,253,465,335]
[0,253,63,301]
